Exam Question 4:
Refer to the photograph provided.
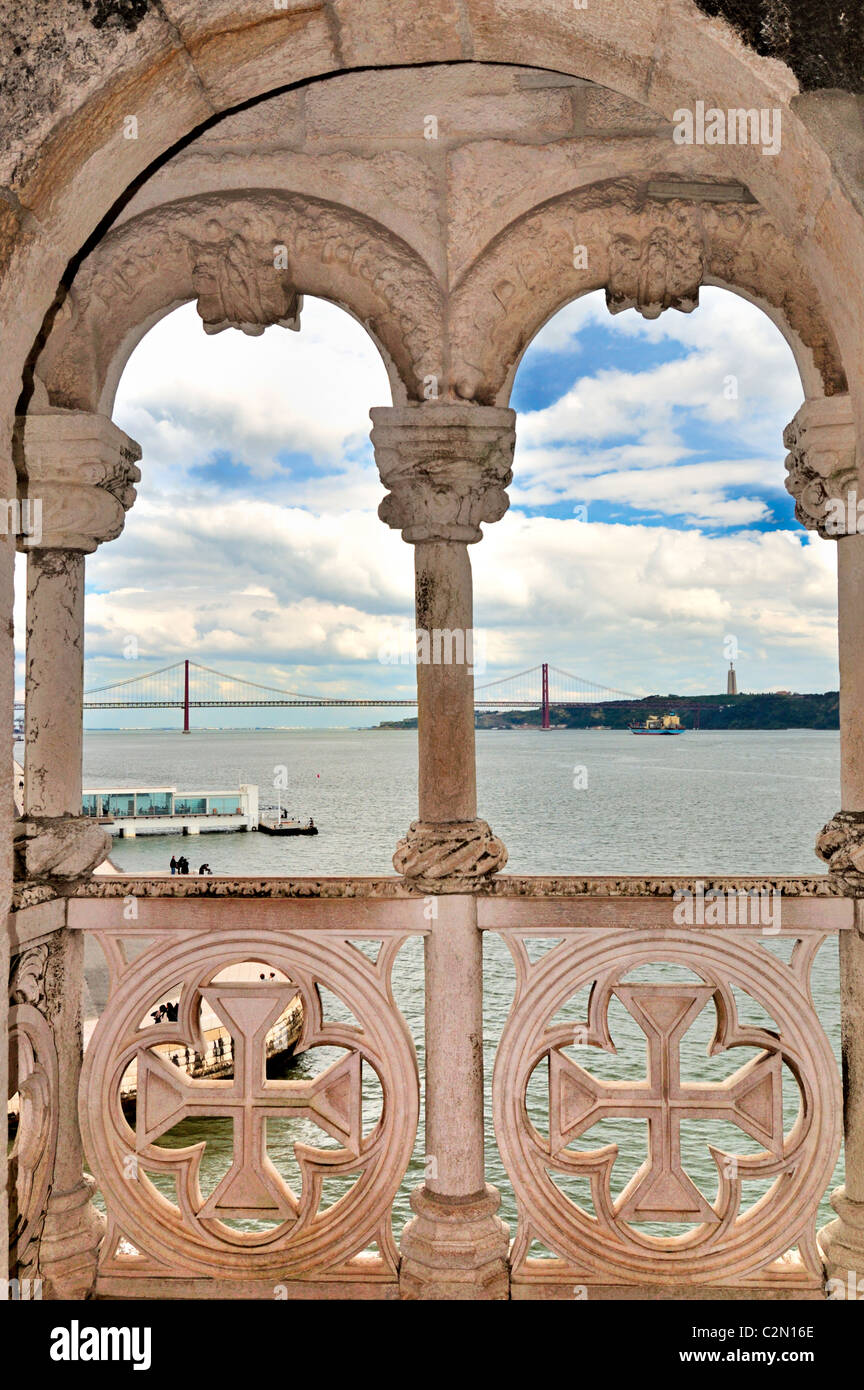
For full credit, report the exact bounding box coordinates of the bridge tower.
[183,658,190,734]
[541,662,550,730]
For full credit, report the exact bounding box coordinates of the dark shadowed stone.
[694,1,864,93]
[82,0,151,33]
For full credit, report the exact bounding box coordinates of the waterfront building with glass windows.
[81,784,259,836]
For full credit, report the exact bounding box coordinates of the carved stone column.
[372,404,513,1297]
[790,393,864,1287]
[371,403,513,889]
[16,411,141,882]
[819,535,864,1288]
[14,411,140,1296]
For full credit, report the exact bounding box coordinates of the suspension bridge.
[13,659,668,731]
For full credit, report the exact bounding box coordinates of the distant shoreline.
[374,691,840,733]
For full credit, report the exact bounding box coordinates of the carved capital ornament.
[370,405,516,543]
[783,395,857,539]
[19,411,142,553]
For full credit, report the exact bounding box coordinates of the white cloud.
[515,288,802,527]
[114,298,392,483]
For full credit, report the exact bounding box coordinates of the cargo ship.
[630,713,683,735]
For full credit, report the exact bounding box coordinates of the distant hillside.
[374,691,839,732]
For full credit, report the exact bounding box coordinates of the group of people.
[169,855,212,875]
[150,1000,179,1024]
[279,809,315,827]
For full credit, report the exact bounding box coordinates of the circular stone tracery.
[80,931,418,1280]
[493,930,840,1285]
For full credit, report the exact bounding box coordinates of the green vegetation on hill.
[374,691,839,732]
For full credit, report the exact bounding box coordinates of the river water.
[80,727,843,1244]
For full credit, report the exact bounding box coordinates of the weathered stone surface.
[792,91,864,223]
[449,182,847,403]
[14,817,112,882]
[606,219,703,318]
[468,0,667,101]
[188,218,302,336]
[304,64,574,142]
[694,0,864,93]
[0,1,185,193]
[42,872,855,901]
[160,0,336,110]
[21,410,141,551]
[816,811,864,872]
[329,0,468,67]
[38,192,444,410]
[192,90,305,149]
[584,85,670,134]
[371,404,516,543]
[400,1185,509,1300]
[783,395,857,537]
[393,819,508,888]
[9,942,48,1007]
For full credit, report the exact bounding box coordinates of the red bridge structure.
[14,657,714,731]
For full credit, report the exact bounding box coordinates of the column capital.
[783,394,856,539]
[370,404,516,543]
[815,810,864,888]
[18,410,142,552]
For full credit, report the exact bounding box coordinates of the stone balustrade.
[8,875,849,1300]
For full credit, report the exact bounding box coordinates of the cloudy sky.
[16,287,837,728]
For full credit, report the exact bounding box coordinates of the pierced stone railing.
[7,875,850,1299]
[478,885,847,1298]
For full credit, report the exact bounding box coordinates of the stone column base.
[399,1184,510,1300]
[39,1174,105,1299]
[393,819,507,890]
[819,1187,864,1291]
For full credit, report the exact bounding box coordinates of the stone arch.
[3,1,864,440]
[448,179,848,407]
[35,191,445,415]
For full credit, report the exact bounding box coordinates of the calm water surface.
[80,728,842,1242]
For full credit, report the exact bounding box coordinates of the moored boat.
[258,816,319,836]
[630,712,683,735]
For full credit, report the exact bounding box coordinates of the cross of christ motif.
[134,982,361,1222]
[548,984,783,1223]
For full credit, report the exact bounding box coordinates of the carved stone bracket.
[371,405,516,543]
[783,395,857,538]
[189,217,303,336]
[606,221,703,319]
[815,810,864,884]
[10,943,49,1009]
[13,816,113,883]
[393,819,508,889]
[19,411,142,552]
